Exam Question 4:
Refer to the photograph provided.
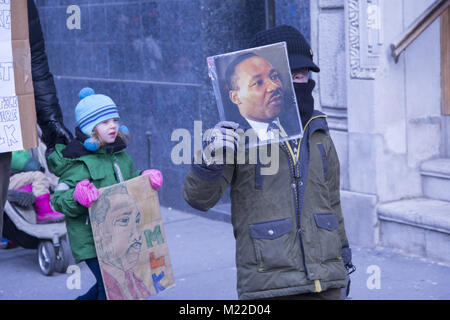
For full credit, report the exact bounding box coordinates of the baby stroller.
[2,131,73,276]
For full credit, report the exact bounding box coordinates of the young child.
[48,87,163,300]
[8,150,65,224]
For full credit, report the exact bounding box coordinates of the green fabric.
[183,117,349,299]
[11,150,42,172]
[11,150,30,171]
[47,143,141,263]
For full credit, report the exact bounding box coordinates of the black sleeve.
[28,0,73,151]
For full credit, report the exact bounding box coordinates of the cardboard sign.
[0,0,37,153]
[207,42,303,148]
[89,175,174,300]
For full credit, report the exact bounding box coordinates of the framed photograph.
[207,42,303,148]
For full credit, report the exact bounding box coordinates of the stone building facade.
[310,0,449,264]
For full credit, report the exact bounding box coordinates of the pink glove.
[142,169,163,191]
[73,179,99,207]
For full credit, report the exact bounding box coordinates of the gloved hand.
[342,246,356,274]
[42,121,74,156]
[202,121,240,166]
[142,169,163,191]
[341,246,355,298]
[73,179,99,207]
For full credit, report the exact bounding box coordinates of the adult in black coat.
[28,0,73,152]
[1,0,73,238]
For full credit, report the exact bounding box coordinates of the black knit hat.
[250,25,320,73]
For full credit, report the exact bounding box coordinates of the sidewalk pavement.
[0,206,449,300]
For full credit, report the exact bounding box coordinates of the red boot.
[34,194,65,224]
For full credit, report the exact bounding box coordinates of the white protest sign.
[0,0,23,153]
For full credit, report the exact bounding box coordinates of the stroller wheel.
[55,237,71,273]
[38,241,56,276]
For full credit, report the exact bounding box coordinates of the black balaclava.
[294,79,316,128]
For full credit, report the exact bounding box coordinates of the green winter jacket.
[183,111,349,299]
[47,136,141,264]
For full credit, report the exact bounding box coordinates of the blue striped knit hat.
[75,87,120,136]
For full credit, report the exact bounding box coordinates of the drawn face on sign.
[108,192,142,271]
[91,185,143,272]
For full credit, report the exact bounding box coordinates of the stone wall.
[310,0,350,193]
[276,0,310,41]
[34,0,267,212]
[310,0,444,247]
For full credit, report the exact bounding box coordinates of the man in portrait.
[222,48,302,146]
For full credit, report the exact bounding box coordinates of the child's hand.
[73,179,99,207]
[142,169,163,191]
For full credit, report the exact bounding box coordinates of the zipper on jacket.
[113,161,124,182]
[282,141,310,278]
[284,116,328,282]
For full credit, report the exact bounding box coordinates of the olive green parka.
[183,111,349,299]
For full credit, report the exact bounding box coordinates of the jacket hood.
[304,110,329,138]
